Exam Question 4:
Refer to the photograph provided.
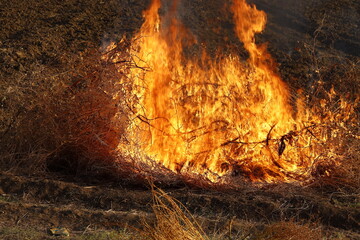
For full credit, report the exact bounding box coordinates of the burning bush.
[0,0,358,189]
[105,0,359,186]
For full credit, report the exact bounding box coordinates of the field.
[0,0,359,239]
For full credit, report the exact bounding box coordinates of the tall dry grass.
[141,186,333,240]
[0,42,131,175]
[142,186,209,240]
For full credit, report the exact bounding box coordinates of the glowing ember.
[105,0,356,183]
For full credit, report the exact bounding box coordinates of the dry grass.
[0,43,130,176]
[253,221,323,240]
[286,22,360,192]
[142,186,209,240]
[140,186,348,240]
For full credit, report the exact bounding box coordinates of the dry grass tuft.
[143,186,209,240]
[254,221,323,240]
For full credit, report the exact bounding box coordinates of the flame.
[107,0,356,183]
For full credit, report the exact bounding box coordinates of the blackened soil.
[0,172,359,235]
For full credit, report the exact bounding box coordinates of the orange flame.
[107,0,356,183]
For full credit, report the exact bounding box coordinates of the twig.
[266,124,276,146]
[82,224,92,236]
[16,213,28,225]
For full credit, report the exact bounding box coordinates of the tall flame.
[107,0,355,183]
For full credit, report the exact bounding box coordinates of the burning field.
[0,0,359,239]
[104,0,358,184]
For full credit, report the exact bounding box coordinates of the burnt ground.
[0,171,359,239]
[0,0,359,239]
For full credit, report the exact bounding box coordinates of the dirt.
[0,172,359,237]
[0,0,359,239]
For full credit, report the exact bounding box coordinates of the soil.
[0,0,359,239]
[1,171,359,238]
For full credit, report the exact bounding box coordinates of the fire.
[105,0,356,183]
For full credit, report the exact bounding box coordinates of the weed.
[142,186,209,240]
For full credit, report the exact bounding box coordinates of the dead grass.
[253,221,322,240]
[285,18,360,192]
[142,186,209,240]
[0,43,130,176]
[141,186,352,240]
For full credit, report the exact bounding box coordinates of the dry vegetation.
[142,187,209,240]
[0,46,123,174]
[138,187,329,240]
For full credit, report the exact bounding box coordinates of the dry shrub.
[311,61,359,192]
[254,221,323,240]
[143,186,208,240]
[0,42,131,176]
[288,28,360,191]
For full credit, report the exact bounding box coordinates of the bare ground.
[0,171,359,239]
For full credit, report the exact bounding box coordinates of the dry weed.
[0,43,130,175]
[254,221,323,240]
[143,186,209,240]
